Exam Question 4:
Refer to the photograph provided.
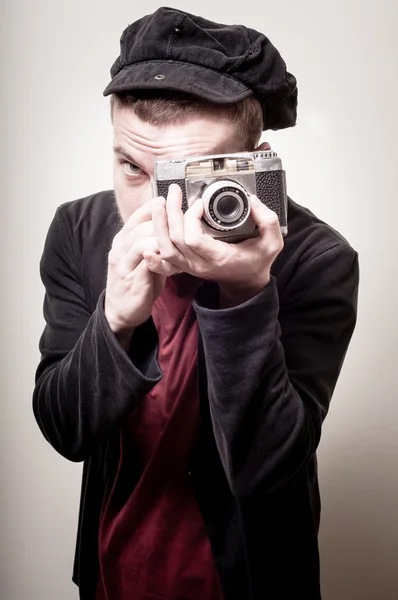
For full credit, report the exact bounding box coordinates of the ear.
[254,141,271,151]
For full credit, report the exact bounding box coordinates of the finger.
[120,220,155,253]
[249,195,283,241]
[143,251,182,276]
[184,199,224,259]
[152,201,185,265]
[166,184,186,249]
[123,197,166,233]
[121,237,159,277]
[112,200,159,253]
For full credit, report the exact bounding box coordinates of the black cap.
[103,7,298,131]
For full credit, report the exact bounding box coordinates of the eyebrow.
[113,145,139,164]
[113,143,241,168]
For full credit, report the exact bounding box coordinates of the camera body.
[153,151,287,243]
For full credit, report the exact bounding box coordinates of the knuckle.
[269,239,284,257]
[107,248,119,267]
[184,233,201,250]
[168,232,184,248]
[159,247,176,262]
[122,279,133,293]
[111,230,123,248]
[194,264,207,278]
[267,211,279,226]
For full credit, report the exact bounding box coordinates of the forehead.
[112,104,240,162]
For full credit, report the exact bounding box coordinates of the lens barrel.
[201,180,250,231]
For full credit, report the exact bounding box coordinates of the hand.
[143,184,284,305]
[104,198,180,346]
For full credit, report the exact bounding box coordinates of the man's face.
[112,104,242,223]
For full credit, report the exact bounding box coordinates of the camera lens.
[211,190,246,224]
[216,195,241,220]
[200,180,251,231]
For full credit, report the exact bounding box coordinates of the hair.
[110,91,264,151]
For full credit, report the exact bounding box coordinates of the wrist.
[219,276,270,308]
[104,305,135,350]
[107,316,135,350]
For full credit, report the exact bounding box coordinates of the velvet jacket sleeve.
[33,206,162,462]
[193,242,359,498]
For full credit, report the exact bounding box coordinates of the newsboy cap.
[103,7,298,131]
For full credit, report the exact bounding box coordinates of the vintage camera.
[153,151,288,243]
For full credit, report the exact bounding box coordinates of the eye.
[120,160,145,176]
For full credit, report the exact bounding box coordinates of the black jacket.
[33,191,359,600]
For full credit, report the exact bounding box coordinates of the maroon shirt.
[96,275,224,600]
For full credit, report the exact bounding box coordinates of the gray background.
[1,0,397,598]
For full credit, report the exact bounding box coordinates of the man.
[33,7,359,600]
